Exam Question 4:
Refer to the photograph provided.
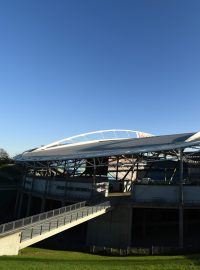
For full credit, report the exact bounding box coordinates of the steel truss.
[19,145,200,185]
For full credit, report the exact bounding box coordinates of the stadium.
[1,129,200,255]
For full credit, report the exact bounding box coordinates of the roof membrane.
[14,131,200,162]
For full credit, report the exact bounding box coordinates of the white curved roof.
[186,132,200,142]
[34,129,153,152]
[14,131,200,162]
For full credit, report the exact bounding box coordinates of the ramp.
[0,201,111,255]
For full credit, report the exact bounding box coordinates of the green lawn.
[0,248,200,270]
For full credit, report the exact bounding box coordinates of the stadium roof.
[15,130,200,162]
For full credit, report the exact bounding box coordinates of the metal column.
[179,149,184,249]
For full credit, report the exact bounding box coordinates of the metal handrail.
[0,201,86,235]
[20,201,111,243]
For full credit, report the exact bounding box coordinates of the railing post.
[20,232,23,243]
[31,227,34,238]
[40,225,42,235]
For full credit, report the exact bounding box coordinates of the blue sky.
[0,0,200,156]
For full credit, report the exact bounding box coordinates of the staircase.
[0,201,111,255]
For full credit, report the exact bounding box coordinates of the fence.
[20,201,111,242]
[0,201,86,235]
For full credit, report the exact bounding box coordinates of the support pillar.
[179,149,184,249]
[14,190,20,218]
[142,209,146,240]
[91,158,96,201]
[86,204,132,248]
[26,195,32,217]
[17,193,23,219]
[41,198,46,212]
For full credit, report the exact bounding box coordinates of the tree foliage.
[0,148,10,164]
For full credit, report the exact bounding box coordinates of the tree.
[0,148,10,164]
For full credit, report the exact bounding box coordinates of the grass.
[0,248,200,270]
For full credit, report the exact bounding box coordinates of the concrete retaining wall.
[86,205,132,248]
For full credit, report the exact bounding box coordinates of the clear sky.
[0,0,200,156]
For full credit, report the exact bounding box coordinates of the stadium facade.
[9,130,200,252]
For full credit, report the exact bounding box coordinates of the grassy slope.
[0,248,200,270]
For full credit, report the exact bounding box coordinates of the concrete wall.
[132,184,200,205]
[86,204,132,248]
[184,186,200,204]
[23,177,108,200]
[132,185,179,204]
[0,232,21,255]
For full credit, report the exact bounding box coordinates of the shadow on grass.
[184,254,200,266]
